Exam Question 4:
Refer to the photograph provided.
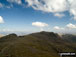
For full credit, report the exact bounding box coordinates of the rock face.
[0,31,76,57]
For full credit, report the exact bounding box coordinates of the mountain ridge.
[0,31,76,57]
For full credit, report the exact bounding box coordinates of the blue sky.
[0,0,76,35]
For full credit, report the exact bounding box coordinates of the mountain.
[0,34,3,38]
[62,34,76,43]
[0,31,76,57]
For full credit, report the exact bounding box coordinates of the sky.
[0,0,76,35]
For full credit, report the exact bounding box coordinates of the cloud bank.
[54,23,76,30]
[53,23,76,34]
[25,0,76,20]
[66,23,76,29]
[0,0,76,20]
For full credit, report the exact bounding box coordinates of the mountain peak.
[39,31,60,38]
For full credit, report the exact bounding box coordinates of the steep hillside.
[0,31,76,57]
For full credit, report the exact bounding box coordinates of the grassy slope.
[0,32,76,57]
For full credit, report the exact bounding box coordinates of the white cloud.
[0,3,3,8]
[6,4,13,8]
[54,26,64,30]
[7,0,22,4]
[25,0,68,12]
[54,23,76,30]
[53,23,76,34]
[54,13,65,18]
[0,16,4,23]
[25,0,76,20]
[66,23,76,29]
[32,22,48,27]
[0,2,13,9]
[54,23,76,32]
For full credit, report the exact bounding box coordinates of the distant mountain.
[0,31,76,57]
[0,34,4,38]
[62,34,76,43]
